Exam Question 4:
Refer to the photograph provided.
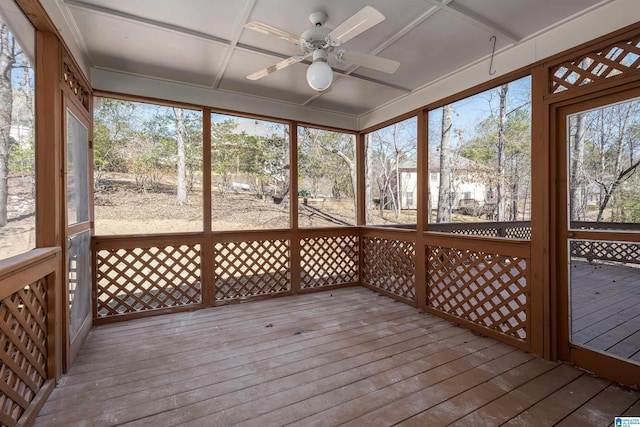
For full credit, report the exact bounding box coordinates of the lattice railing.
[551,34,640,94]
[214,239,290,301]
[362,237,415,301]
[571,240,640,265]
[505,226,531,240]
[429,221,531,239]
[0,279,48,427]
[301,235,358,289]
[96,244,201,317]
[447,227,499,237]
[427,246,528,342]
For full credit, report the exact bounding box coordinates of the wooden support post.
[530,64,550,358]
[36,31,63,381]
[289,122,301,294]
[202,109,214,306]
[415,110,428,310]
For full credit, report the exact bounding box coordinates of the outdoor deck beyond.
[36,287,639,426]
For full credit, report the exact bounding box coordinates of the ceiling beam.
[211,0,257,89]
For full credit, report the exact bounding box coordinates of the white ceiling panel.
[70,8,227,87]
[451,0,608,40]
[353,9,510,90]
[306,75,408,116]
[64,0,245,41]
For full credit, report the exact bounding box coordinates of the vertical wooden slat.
[35,30,63,382]
[415,109,428,310]
[202,108,214,306]
[289,122,301,295]
[355,132,366,291]
[530,64,550,358]
[356,133,366,226]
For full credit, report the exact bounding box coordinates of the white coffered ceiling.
[41,0,624,126]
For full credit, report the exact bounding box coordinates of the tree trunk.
[0,24,15,227]
[436,104,452,223]
[174,108,187,205]
[569,113,586,221]
[496,84,508,221]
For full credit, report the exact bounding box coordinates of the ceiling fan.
[244,6,400,91]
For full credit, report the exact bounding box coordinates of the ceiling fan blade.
[244,22,304,44]
[339,51,399,74]
[246,56,304,81]
[328,6,385,44]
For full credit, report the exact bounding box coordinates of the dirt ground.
[0,174,36,259]
[93,172,364,235]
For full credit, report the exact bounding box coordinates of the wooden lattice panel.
[571,240,640,265]
[551,35,640,94]
[96,245,201,317]
[300,235,358,289]
[362,237,415,300]
[427,246,528,341]
[0,280,48,427]
[215,239,290,301]
[505,226,532,240]
[449,227,499,238]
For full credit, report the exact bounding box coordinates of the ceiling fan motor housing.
[309,11,327,27]
[301,26,332,51]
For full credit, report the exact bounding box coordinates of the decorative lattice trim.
[551,35,640,94]
[427,246,528,341]
[0,280,48,426]
[362,237,415,300]
[62,56,91,111]
[96,245,201,317]
[215,239,290,300]
[571,240,640,265]
[301,235,358,288]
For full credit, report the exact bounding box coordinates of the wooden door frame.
[552,81,640,387]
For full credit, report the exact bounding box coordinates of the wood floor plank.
[39,313,444,424]
[448,364,584,426]
[339,349,534,427]
[396,357,558,426]
[285,341,516,427]
[33,287,640,427]
[185,330,482,427]
[555,384,640,426]
[53,299,418,387]
[41,313,433,421]
[113,326,449,426]
[502,373,612,426]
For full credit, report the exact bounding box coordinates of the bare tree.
[590,102,640,221]
[0,23,15,227]
[301,128,357,217]
[174,108,187,205]
[436,104,452,222]
[569,113,587,221]
[496,83,508,221]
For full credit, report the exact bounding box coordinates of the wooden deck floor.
[36,287,640,427]
[571,259,640,363]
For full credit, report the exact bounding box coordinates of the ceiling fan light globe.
[306,60,333,91]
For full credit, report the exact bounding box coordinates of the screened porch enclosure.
[1,1,640,426]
